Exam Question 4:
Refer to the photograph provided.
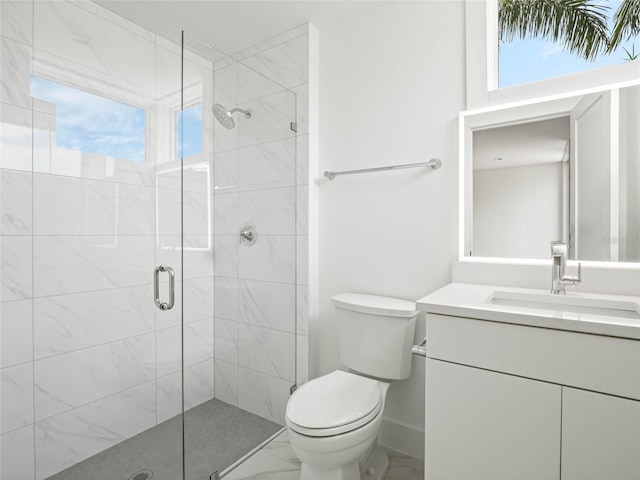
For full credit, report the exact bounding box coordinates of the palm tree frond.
[608,0,640,52]
[622,45,640,60]
[499,0,611,61]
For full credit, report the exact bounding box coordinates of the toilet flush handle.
[411,337,427,357]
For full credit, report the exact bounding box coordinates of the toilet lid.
[331,293,418,318]
[286,370,382,430]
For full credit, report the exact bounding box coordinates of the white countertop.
[417,283,640,340]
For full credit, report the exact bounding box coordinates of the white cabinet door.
[562,387,640,480]
[425,359,561,480]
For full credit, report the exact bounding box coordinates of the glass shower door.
[0,1,184,478]
[181,32,299,479]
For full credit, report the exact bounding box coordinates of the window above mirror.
[465,0,640,108]
[499,0,640,88]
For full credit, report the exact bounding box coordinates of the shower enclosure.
[1,1,307,479]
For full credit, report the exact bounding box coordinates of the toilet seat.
[286,370,383,437]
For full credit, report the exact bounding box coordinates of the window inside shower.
[176,103,203,158]
[29,75,147,162]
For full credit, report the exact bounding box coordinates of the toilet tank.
[331,293,419,380]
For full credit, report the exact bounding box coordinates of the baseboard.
[378,418,424,461]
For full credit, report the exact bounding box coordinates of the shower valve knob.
[239,222,257,246]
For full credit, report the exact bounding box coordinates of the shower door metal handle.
[154,265,175,311]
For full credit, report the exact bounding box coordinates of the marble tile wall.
[212,25,310,424]
[0,1,215,478]
[1,4,36,479]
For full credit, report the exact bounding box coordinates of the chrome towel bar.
[324,158,441,180]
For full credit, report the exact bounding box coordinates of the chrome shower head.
[212,103,235,130]
[212,103,251,130]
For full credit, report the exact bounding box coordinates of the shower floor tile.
[45,399,282,480]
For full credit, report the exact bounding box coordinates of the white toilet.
[285,293,418,480]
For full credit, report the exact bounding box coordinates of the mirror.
[461,82,640,263]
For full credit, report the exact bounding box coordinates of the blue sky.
[30,76,204,162]
[500,0,639,87]
[30,76,147,162]
[177,103,203,159]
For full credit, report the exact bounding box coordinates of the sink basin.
[487,290,640,320]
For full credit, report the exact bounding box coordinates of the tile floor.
[224,430,424,480]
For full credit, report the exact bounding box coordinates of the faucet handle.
[566,262,582,285]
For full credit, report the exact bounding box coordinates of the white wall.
[473,162,563,259]
[313,1,466,458]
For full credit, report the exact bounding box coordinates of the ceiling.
[97,1,384,57]
[473,116,570,171]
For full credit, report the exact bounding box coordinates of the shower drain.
[129,469,153,480]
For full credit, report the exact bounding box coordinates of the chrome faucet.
[550,241,582,294]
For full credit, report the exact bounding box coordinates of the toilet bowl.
[286,370,390,480]
[285,293,419,480]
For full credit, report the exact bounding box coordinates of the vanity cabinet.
[424,313,640,480]
[561,388,640,480]
[425,359,561,480]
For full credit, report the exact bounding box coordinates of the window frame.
[31,56,154,164]
[466,0,640,109]
[29,74,150,164]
